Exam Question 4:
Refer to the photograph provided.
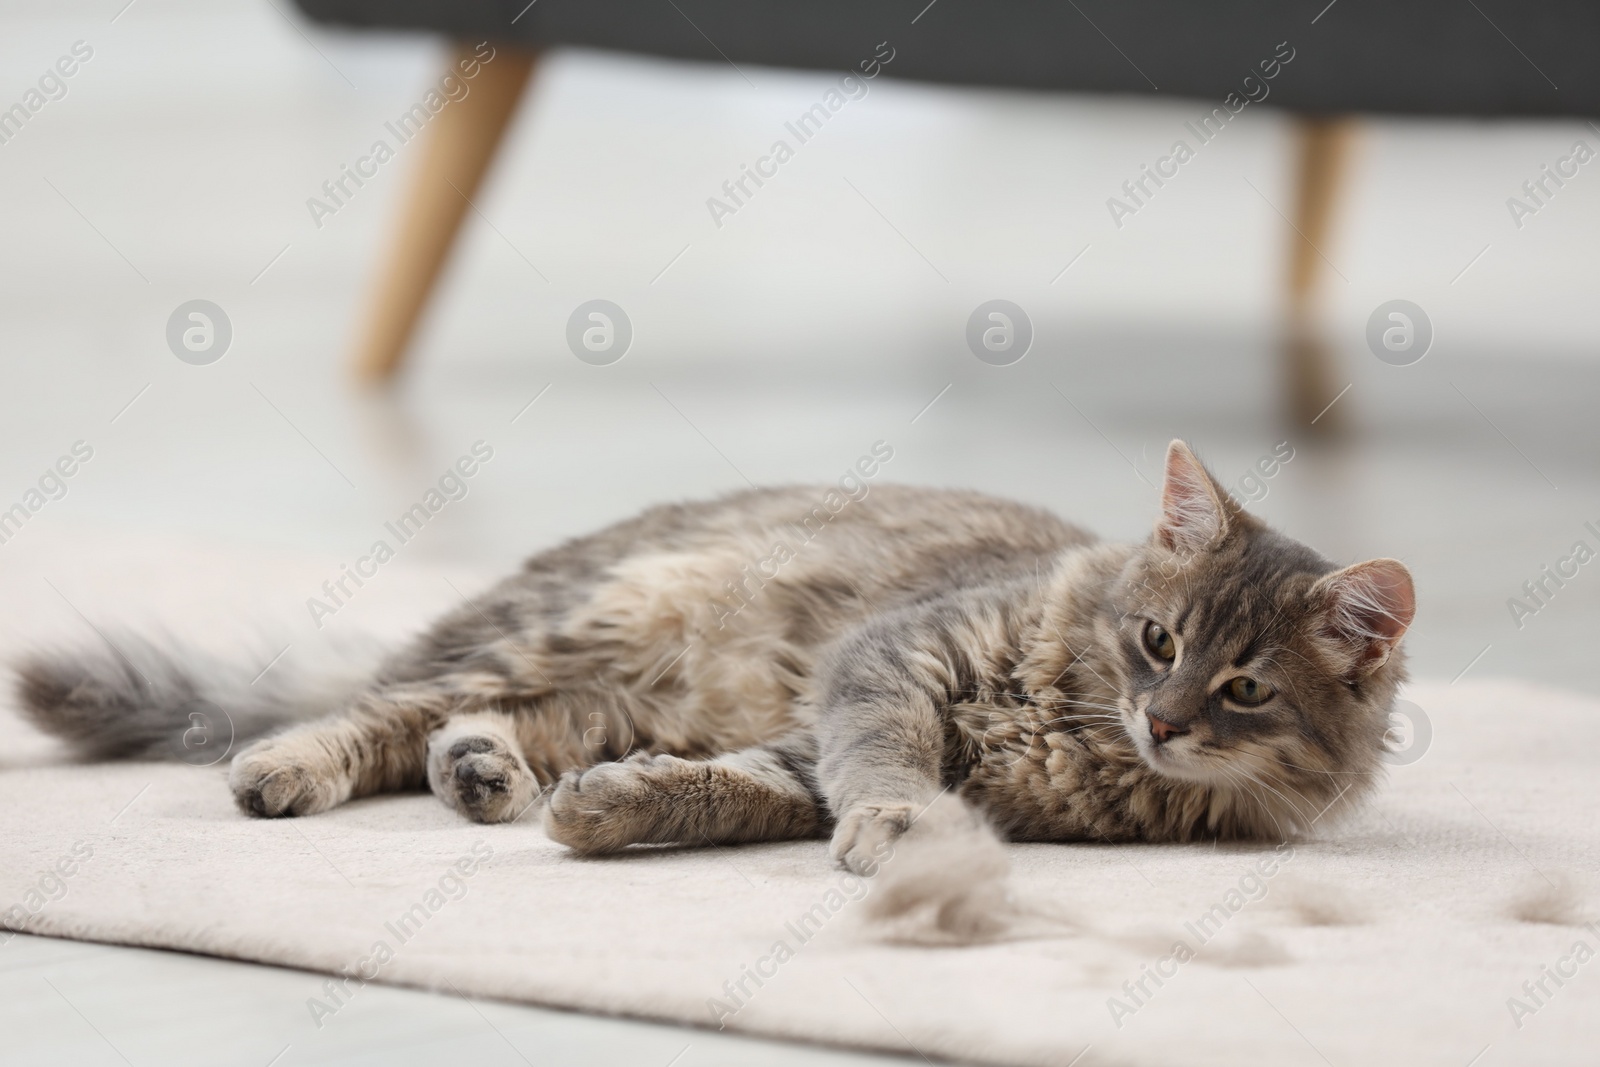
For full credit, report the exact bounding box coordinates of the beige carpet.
[2,531,1597,1066]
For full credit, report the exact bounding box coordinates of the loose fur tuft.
[863,795,1011,942]
[861,795,1072,945]
[1203,930,1293,967]
[1274,877,1370,926]
[1508,871,1589,926]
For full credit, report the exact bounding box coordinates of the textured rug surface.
[1,532,1597,1066]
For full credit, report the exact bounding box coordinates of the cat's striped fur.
[15,442,1415,873]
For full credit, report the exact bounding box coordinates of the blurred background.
[3,0,1599,683]
[2,0,1598,1059]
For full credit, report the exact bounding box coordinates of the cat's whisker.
[1227,760,1310,817]
[1255,752,1378,778]
[1228,762,1320,830]
[1216,765,1295,841]
[1035,712,1124,726]
[1036,725,1122,737]
[1059,721,1119,735]
[1031,701,1127,721]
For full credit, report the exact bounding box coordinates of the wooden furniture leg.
[1286,116,1357,431]
[353,43,538,382]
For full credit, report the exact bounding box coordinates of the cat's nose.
[1147,713,1189,744]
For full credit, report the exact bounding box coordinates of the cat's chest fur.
[957,719,1237,844]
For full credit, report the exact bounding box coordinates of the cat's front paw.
[829,802,918,875]
[228,738,348,817]
[543,754,687,854]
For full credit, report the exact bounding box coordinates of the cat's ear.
[1311,558,1416,676]
[1155,440,1230,555]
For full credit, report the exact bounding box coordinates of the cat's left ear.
[1311,558,1416,676]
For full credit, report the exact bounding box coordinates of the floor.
[2,1,1598,1064]
[1,933,921,1067]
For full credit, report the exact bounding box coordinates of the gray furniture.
[296,0,1598,424]
[300,1,1596,114]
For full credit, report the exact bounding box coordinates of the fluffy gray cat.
[16,441,1415,875]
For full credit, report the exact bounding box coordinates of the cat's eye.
[1225,676,1274,706]
[1142,621,1176,662]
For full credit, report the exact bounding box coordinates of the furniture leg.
[352,43,538,382]
[1286,116,1357,431]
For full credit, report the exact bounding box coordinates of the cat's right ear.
[1154,440,1229,556]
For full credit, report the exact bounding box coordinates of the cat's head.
[1107,440,1415,823]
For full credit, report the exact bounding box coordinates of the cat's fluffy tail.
[12,633,379,762]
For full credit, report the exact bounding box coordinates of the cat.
[15,441,1414,875]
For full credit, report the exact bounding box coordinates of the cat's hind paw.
[426,728,539,824]
[229,738,348,817]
